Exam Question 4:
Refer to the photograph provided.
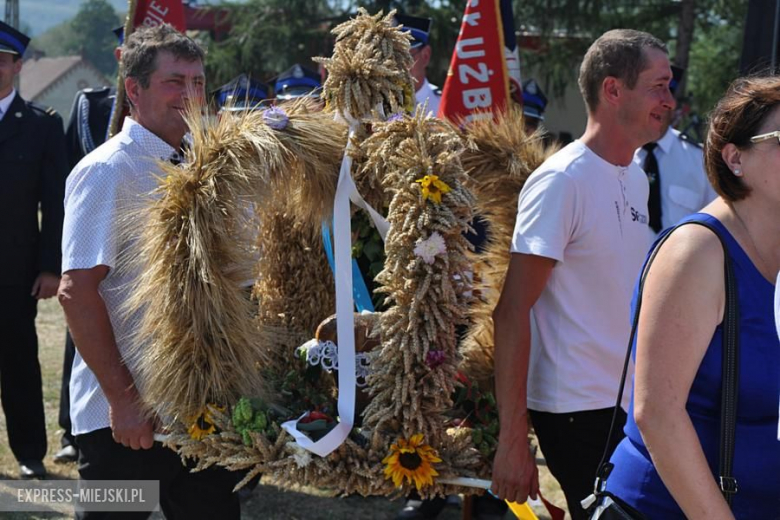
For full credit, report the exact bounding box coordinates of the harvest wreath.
[121,8,553,498]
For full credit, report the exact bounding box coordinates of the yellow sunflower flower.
[415,174,451,204]
[188,405,224,440]
[382,433,442,490]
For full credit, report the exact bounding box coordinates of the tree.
[29,0,120,77]
[686,0,748,115]
[202,0,466,91]
[508,0,747,125]
[203,0,338,89]
[673,0,697,98]
[70,0,122,76]
[29,20,78,58]
[202,0,745,124]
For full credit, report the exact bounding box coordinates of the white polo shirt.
[511,140,651,413]
[62,117,174,435]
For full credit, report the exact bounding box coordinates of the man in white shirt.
[395,14,441,117]
[58,24,239,519]
[633,66,716,235]
[490,30,674,519]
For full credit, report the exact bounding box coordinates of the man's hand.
[108,389,155,450]
[490,434,539,504]
[32,272,60,299]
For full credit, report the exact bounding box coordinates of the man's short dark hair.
[122,24,205,89]
[578,29,668,113]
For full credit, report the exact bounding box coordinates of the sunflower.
[188,405,224,440]
[382,433,442,490]
[415,174,451,204]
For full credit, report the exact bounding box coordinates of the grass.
[0,298,567,519]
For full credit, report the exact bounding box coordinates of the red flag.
[438,0,510,124]
[133,0,186,32]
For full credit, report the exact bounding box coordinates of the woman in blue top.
[605,74,780,519]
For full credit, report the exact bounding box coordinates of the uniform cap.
[113,26,125,44]
[274,64,321,100]
[522,79,547,121]
[0,20,30,56]
[212,74,270,111]
[393,13,432,49]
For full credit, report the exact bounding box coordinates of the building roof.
[20,55,108,100]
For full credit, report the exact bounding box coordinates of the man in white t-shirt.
[490,30,674,520]
[58,25,240,519]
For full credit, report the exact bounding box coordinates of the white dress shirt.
[633,127,717,233]
[415,78,441,117]
[62,117,175,435]
[0,88,16,121]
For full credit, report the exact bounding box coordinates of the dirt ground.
[0,298,568,519]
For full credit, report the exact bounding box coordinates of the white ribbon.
[437,477,493,489]
[282,125,388,457]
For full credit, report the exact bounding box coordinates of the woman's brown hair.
[705,74,780,201]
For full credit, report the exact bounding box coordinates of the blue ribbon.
[321,220,374,312]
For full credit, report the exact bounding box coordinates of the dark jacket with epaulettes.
[0,93,68,286]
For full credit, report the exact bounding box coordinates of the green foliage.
[202,0,466,93]
[351,210,387,309]
[514,1,680,99]
[452,373,500,459]
[71,0,122,75]
[29,21,78,59]
[510,0,746,130]
[204,0,338,89]
[29,0,120,77]
[232,397,274,445]
[198,0,745,135]
[686,0,747,118]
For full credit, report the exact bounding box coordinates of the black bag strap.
[593,219,740,505]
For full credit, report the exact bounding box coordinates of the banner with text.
[438,0,510,124]
[133,0,186,32]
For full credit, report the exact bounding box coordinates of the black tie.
[643,143,662,233]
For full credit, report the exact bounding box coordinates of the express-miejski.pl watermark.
[0,480,160,513]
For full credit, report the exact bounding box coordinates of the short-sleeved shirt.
[62,117,174,435]
[511,140,651,413]
[633,127,716,233]
[415,78,441,117]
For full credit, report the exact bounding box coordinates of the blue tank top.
[606,213,780,519]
